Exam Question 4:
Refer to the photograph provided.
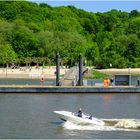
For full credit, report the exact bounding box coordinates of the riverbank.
[0,66,69,79]
[0,85,140,93]
[1,67,140,79]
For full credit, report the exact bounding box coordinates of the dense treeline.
[0,1,140,68]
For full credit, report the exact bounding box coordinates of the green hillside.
[0,1,140,68]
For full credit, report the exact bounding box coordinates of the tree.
[130,10,140,17]
[128,17,140,38]
[0,1,140,68]
[11,26,39,58]
[0,44,16,66]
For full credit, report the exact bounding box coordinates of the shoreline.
[1,67,140,79]
[0,66,69,79]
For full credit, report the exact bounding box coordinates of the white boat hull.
[54,111,105,126]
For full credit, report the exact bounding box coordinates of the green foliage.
[0,1,140,68]
[0,43,16,65]
[11,26,39,58]
[84,70,110,79]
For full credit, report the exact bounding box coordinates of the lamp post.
[6,65,7,78]
[129,67,131,86]
[42,62,44,75]
[6,56,8,78]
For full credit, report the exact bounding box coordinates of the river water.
[0,93,140,139]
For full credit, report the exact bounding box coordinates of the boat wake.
[62,119,140,132]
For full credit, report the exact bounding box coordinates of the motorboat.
[54,111,105,126]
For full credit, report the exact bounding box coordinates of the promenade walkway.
[0,66,68,79]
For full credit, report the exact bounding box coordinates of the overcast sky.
[29,1,140,13]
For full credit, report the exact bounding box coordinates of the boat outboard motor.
[77,108,82,117]
[89,115,93,120]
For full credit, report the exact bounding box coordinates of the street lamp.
[6,56,8,78]
[6,65,7,78]
[129,67,131,86]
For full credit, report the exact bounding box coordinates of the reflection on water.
[103,94,112,103]
[0,93,139,139]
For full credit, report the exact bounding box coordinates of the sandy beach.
[0,66,69,79]
[1,67,140,79]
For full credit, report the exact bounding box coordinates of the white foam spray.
[61,119,140,132]
[114,119,140,129]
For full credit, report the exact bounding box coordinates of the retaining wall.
[0,86,140,93]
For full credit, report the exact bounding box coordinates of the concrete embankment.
[0,86,140,93]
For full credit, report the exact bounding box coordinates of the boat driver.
[77,108,82,117]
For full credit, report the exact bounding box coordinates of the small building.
[114,74,140,86]
[97,68,140,86]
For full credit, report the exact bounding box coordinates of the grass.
[84,69,111,79]
[60,74,64,78]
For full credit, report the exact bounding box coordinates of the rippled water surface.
[0,93,140,139]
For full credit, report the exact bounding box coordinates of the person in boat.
[77,108,82,117]
[89,115,93,120]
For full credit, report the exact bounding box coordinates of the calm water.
[0,93,140,139]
